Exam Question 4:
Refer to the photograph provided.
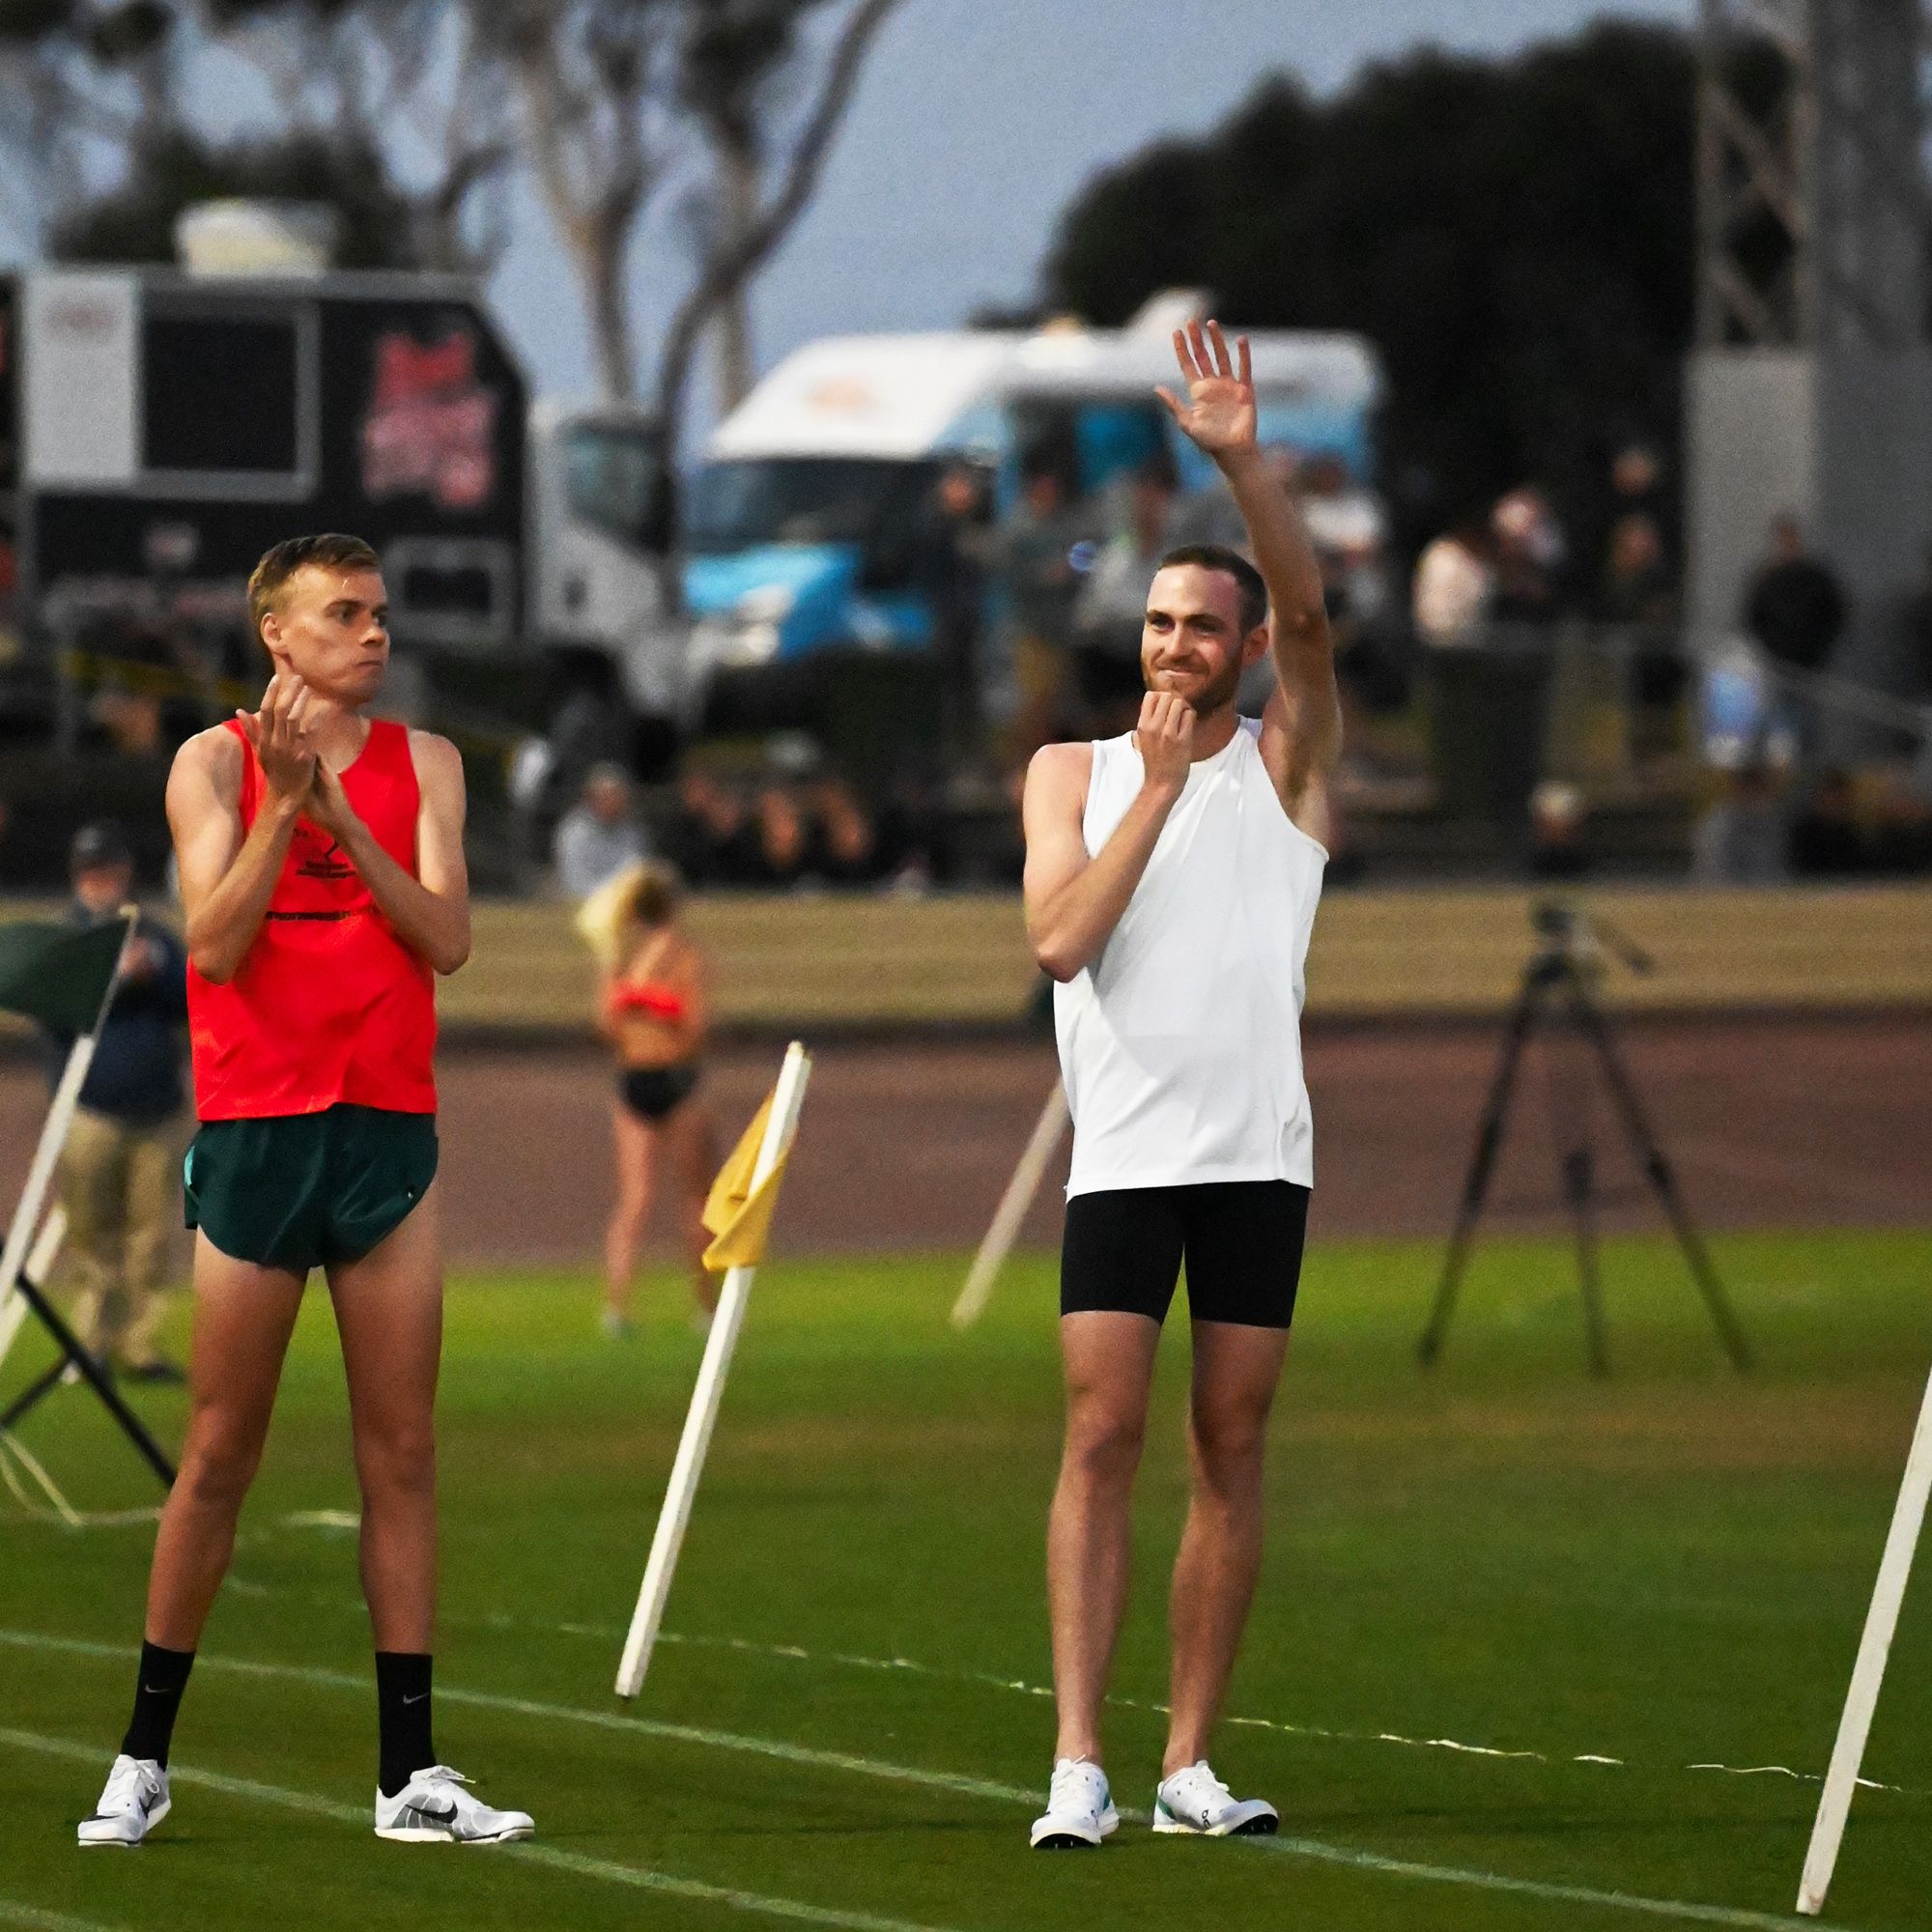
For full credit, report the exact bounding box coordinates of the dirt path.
[6,1014,1915,1274]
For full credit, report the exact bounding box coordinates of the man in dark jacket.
[1745,515,1847,672]
[49,824,189,1381]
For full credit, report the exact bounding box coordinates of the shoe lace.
[1171,1762,1232,1808]
[414,1766,473,1793]
[101,1758,152,1808]
[1049,1758,1104,1807]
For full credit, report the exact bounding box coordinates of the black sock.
[121,1641,194,1768]
[375,1651,436,1798]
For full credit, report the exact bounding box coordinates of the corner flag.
[700,1088,795,1271]
[615,1041,811,1700]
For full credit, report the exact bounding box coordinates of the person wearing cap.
[48,824,190,1381]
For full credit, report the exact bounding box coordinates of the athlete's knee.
[1188,1404,1269,1492]
[1062,1404,1147,1490]
[352,1406,436,1503]
[178,1412,267,1513]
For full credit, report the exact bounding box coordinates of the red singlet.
[188,718,437,1120]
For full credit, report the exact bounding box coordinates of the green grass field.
[3,1229,1931,1932]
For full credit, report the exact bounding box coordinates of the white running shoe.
[77,1753,170,1847]
[1029,1756,1119,1849]
[1152,1760,1278,1837]
[374,1766,533,1844]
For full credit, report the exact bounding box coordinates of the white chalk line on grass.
[0,1631,1853,1932]
[0,1902,130,1932]
[464,1600,1917,1793]
[0,1725,957,1932]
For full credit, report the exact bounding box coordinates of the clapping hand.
[237,672,317,808]
[1155,320,1257,462]
[304,755,362,842]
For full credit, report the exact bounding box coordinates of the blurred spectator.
[1527,781,1592,880]
[1787,769,1866,877]
[999,465,1085,752]
[1605,444,1677,571]
[668,769,761,887]
[917,464,994,760]
[751,784,810,889]
[1744,515,1845,673]
[1490,487,1566,622]
[1601,512,1686,754]
[1299,453,1386,576]
[49,823,189,1382]
[808,776,885,887]
[1412,515,1493,646]
[1299,452,1406,716]
[554,762,647,900]
[1599,513,1675,626]
[1691,761,1789,883]
[1073,459,1177,734]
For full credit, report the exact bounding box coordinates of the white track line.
[0,1903,130,1932]
[0,1631,1851,1932]
[221,1579,1923,1799]
[0,1726,956,1932]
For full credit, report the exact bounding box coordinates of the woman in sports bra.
[596,863,715,1337]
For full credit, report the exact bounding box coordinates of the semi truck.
[0,263,689,764]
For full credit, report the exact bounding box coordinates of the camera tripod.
[1416,902,1752,1378]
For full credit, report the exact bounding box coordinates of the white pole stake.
[614,1040,813,1700]
[1796,1350,1932,1915]
[0,1038,99,1379]
[950,1080,1067,1331]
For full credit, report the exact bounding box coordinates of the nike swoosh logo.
[408,1802,457,1824]
[401,1691,429,1705]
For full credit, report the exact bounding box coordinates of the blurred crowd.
[546,751,949,906]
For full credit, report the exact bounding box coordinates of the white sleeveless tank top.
[1053,718,1326,1198]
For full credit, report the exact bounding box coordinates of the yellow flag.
[700,1087,792,1272]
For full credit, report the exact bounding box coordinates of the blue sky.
[492,0,1694,419]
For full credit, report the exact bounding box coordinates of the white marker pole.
[1796,1350,1932,1915]
[0,1037,99,1379]
[614,1040,812,1700]
[950,1080,1067,1331]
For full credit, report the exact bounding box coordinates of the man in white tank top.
[1020,322,1340,1849]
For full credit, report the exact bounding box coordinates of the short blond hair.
[246,533,381,652]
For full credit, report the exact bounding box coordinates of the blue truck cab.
[684,300,1380,728]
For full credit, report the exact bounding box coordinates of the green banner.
[0,919,128,1034]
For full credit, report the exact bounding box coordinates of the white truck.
[683,296,1382,724]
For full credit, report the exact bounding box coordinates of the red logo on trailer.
[360,330,499,511]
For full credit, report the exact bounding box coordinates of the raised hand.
[1135,689,1195,795]
[1155,319,1257,461]
[236,671,317,807]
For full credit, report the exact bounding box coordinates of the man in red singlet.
[77,534,532,1848]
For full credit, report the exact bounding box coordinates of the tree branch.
[650,0,902,436]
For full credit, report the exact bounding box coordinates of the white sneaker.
[77,1753,170,1847]
[1152,1760,1278,1837]
[1029,1756,1118,1849]
[374,1765,533,1844]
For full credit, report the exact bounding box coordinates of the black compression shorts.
[1060,1180,1309,1329]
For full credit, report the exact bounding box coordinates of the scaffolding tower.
[1689,0,1932,671]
